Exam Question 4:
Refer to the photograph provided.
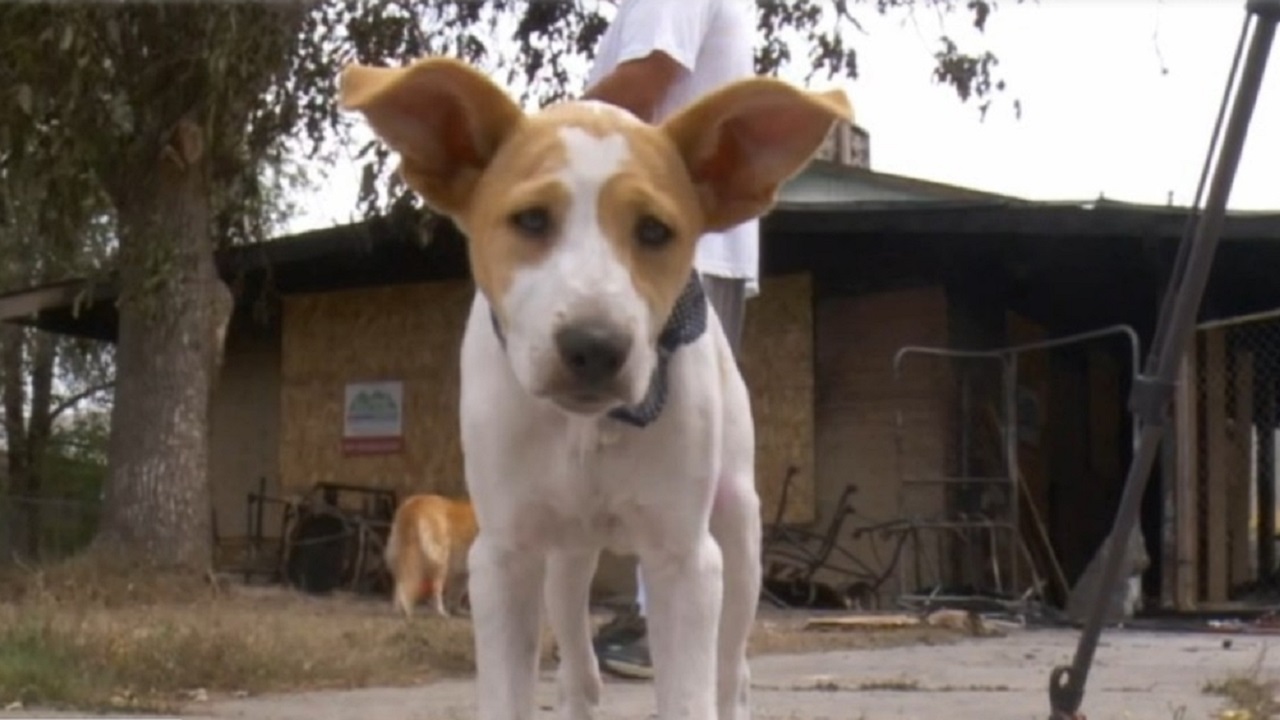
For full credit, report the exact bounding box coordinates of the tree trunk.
[0,327,55,559]
[95,117,232,570]
[1,325,32,560]
[22,331,56,559]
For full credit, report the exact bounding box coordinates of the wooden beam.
[1174,338,1200,610]
[765,203,1280,242]
[0,280,106,323]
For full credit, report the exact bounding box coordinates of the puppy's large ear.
[661,79,852,232]
[339,57,524,216]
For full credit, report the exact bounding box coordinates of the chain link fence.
[1185,310,1280,605]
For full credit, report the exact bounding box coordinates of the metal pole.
[1146,11,1251,365]
[1047,2,1278,718]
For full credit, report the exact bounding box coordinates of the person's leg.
[597,563,655,679]
[700,274,748,359]
[636,563,647,616]
[597,273,749,681]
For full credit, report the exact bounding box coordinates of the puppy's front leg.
[640,534,723,720]
[469,536,546,720]
[545,549,603,720]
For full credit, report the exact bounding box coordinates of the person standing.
[581,0,760,680]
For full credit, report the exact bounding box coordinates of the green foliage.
[37,411,109,558]
[0,0,1019,564]
[47,409,110,487]
[0,401,108,561]
[0,618,87,710]
[305,0,1024,217]
[2,0,1020,260]
[0,2,311,256]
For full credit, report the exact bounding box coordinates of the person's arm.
[582,0,715,122]
[583,52,682,122]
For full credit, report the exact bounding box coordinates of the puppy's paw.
[585,662,602,705]
[555,663,602,720]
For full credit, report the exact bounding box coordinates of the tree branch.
[48,381,115,425]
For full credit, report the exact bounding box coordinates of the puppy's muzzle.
[555,321,632,388]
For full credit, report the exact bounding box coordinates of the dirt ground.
[0,569,978,715]
[0,563,1273,720]
[4,611,1276,719]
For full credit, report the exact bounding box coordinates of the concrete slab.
[3,628,1271,720]
[194,628,1274,720]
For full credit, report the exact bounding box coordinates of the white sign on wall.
[342,380,404,455]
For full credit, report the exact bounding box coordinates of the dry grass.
[748,616,966,657]
[0,556,966,714]
[0,556,482,712]
[1203,647,1280,720]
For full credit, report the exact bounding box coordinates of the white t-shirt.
[585,0,760,297]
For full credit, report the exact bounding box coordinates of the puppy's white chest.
[539,419,641,548]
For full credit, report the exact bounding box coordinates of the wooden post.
[1174,337,1201,610]
[1230,351,1255,588]
[1258,375,1277,582]
[1162,362,1180,610]
[1205,328,1230,603]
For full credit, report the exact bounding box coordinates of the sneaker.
[598,634,654,680]
[550,608,644,665]
[592,607,647,651]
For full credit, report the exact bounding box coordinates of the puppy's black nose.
[555,322,632,385]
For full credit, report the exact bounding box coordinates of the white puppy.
[339,57,851,720]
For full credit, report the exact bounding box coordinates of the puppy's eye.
[510,207,552,239]
[634,215,674,249]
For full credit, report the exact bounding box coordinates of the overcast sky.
[286,0,1279,235]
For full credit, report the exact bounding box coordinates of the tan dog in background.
[384,494,479,618]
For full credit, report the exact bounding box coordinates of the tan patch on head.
[460,102,702,329]
[593,124,702,333]
[340,56,852,332]
[454,119,570,311]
